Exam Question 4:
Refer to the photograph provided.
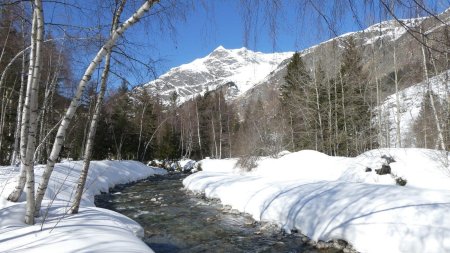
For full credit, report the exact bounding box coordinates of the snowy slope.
[140,46,293,104]
[184,149,450,253]
[376,70,449,148]
[0,160,166,253]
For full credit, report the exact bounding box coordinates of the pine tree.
[335,37,371,156]
[280,52,314,150]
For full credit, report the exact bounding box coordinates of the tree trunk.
[69,47,113,214]
[8,11,38,203]
[326,78,333,155]
[36,50,62,163]
[227,112,232,158]
[11,47,26,166]
[211,113,217,158]
[136,102,147,160]
[141,117,169,160]
[393,44,401,148]
[312,60,324,150]
[420,30,446,150]
[34,0,159,216]
[218,95,222,159]
[24,0,44,224]
[195,98,202,158]
[339,70,348,156]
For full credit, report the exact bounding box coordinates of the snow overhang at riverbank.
[183,149,450,253]
[0,160,166,252]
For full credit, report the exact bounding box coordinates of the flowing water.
[95,173,342,253]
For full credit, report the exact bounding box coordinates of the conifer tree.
[336,37,371,156]
[280,52,313,150]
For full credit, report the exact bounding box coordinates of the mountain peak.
[142,46,293,105]
[214,45,226,51]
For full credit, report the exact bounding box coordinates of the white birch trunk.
[312,60,324,149]
[69,49,112,214]
[142,117,169,160]
[195,98,202,158]
[34,0,159,215]
[11,10,28,166]
[393,44,401,148]
[339,69,348,155]
[211,113,217,158]
[36,49,62,162]
[420,30,446,150]
[227,112,232,158]
[11,49,26,166]
[136,102,147,160]
[7,12,38,203]
[24,0,44,224]
[218,95,222,159]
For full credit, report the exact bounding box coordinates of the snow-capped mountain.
[140,46,293,104]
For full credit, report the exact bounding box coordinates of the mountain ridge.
[140,45,293,104]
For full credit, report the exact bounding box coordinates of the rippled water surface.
[95,173,342,253]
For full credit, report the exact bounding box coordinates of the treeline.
[65,84,239,161]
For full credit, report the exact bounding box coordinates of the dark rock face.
[365,167,372,172]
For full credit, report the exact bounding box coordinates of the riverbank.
[0,160,166,252]
[183,148,450,253]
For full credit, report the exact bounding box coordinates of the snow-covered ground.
[0,160,166,253]
[184,149,450,253]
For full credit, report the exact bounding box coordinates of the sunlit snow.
[184,149,450,253]
[0,161,166,253]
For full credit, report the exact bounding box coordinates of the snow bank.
[184,149,450,253]
[0,160,166,253]
[198,157,239,173]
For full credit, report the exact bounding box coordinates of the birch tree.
[420,25,446,151]
[68,0,126,214]
[34,0,160,216]
[7,0,45,224]
[23,0,44,223]
[393,42,402,148]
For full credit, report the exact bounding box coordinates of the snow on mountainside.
[139,8,449,109]
[377,70,450,148]
[140,46,293,104]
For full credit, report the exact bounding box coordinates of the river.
[95,173,343,253]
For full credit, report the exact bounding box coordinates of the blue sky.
[143,1,348,74]
[124,0,363,85]
[43,0,449,89]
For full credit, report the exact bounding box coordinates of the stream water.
[95,173,342,253]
